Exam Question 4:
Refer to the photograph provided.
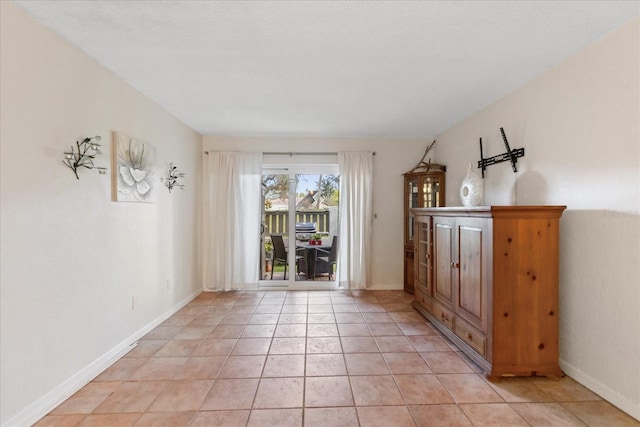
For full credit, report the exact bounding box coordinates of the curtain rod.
[204,151,376,156]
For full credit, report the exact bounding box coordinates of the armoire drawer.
[455,317,486,357]
[432,300,454,330]
[414,289,431,312]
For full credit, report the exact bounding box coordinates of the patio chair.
[270,234,304,280]
[316,235,338,280]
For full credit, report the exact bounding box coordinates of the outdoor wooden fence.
[264,210,330,235]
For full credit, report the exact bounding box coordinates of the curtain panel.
[202,152,262,290]
[338,151,374,289]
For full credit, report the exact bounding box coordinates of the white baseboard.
[559,358,640,421]
[3,289,201,427]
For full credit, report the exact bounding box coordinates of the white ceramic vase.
[460,163,484,206]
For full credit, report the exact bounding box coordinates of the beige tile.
[281,305,308,314]
[305,376,354,407]
[93,381,167,413]
[190,410,250,427]
[510,402,587,426]
[275,324,307,337]
[375,336,416,352]
[531,376,603,402]
[421,351,474,374]
[247,409,302,427]
[255,305,284,314]
[341,336,379,353]
[307,323,339,337]
[231,338,272,355]
[278,313,307,324]
[410,335,453,352]
[188,314,225,326]
[263,354,306,377]
[51,382,121,414]
[357,303,386,312]
[332,304,360,313]
[383,352,432,374]
[308,297,332,304]
[153,340,200,357]
[350,375,404,406]
[218,355,266,378]
[249,313,280,324]
[134,411,195,426]
[304,407,359,427]
[368,322,403,336]
[438,374,503,404]
[192,339,237,356]
[142,326,183,340]
[209,325,245,339]
[174,356,226,379]
[357,406,416,427]
[338,323,371,336]
[148,379,213,411]
[269,337,306,354]
[394,374,455,405]
[397,322,437,336]
[124,340,167,358]
[460,403,529,426]
[131,357,188,380]
[335,312,365,323]
[33,414,86,426]
[306,337,342,354]
[253,377,304,408]
[306,313,335,323]
[382,303,414,312]
[307,304,334,313]
[306,353,347,376]
[173,326,214,340]
[241,324,276,338]
[95,358,147,381]
[219,313,253,325]
[78,413,141,426]
[409,404,473,427]
[344,353,389,375]
[389,312,425,323]
[562,401,640,427]
[228,305,257,314]
[200,378,260,410]
[487,377,555,402]
[362,312,395,323]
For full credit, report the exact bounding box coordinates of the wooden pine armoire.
[411,205,566,380]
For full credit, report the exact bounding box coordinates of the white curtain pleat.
[338,152,373,289]
[203,152,262,290]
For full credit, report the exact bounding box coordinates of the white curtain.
[338,152,374,289]
[203,152,262,290]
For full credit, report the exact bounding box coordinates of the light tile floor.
[36,290,639,427]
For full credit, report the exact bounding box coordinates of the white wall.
[203,136,434,288]
[434,19,639,419]
[0,3,203,425]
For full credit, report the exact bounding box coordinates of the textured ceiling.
[14,1,640,137]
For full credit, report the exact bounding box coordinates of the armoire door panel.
[433,218,454,306]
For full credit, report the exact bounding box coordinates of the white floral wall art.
[111,132,157,203]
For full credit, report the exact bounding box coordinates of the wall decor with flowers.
[111,131,157,203]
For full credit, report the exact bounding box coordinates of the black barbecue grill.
[295,222,317,240]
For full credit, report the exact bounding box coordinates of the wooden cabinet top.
[411,205,566,219]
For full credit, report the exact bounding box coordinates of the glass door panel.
[261,174,291,284]
[260,168,339,288]
[294,174,339,283]
[407,177,419,244]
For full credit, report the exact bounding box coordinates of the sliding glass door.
[260,165,339,288]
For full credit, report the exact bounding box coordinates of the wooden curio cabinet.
[403,167,445,294]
